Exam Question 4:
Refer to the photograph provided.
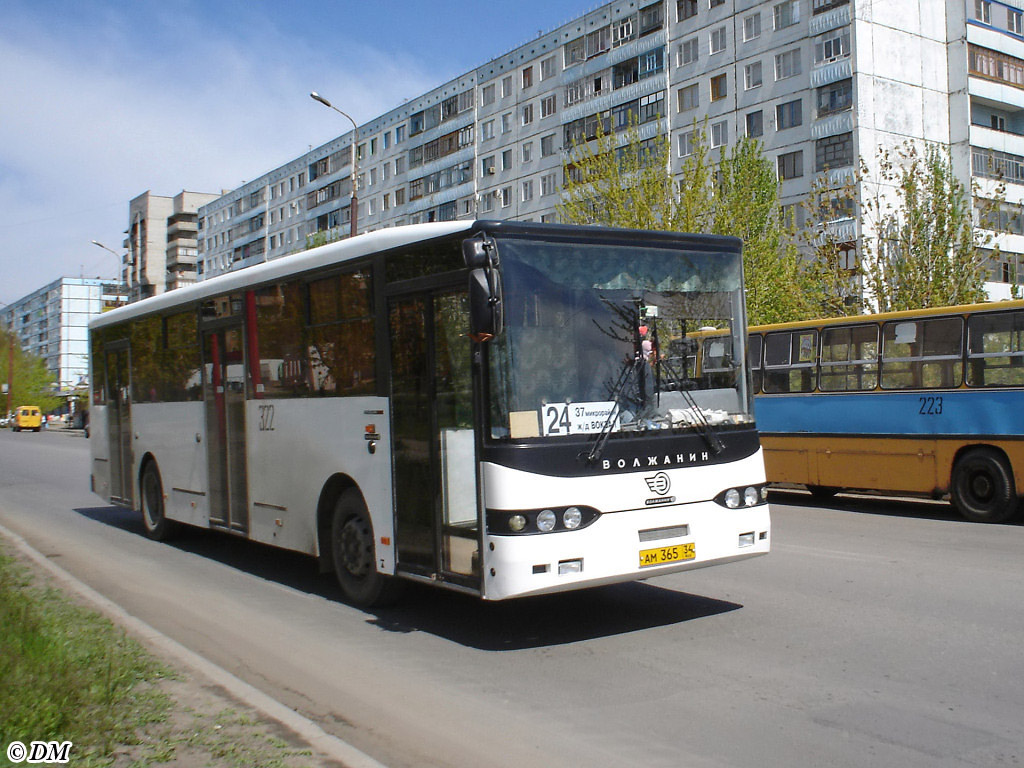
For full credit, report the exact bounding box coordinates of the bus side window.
[881,317,963,390]
[967,310,1024,387]
[747,333,762,393]
[819,324,878,392]
[763,331,817,393]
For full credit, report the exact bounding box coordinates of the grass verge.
[0,541,330,767]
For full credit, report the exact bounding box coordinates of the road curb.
[0,522,387,768]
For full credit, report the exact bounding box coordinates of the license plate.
[639,542,695,568]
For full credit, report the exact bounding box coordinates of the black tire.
[140,462,179,540]
[807,485,839,499]
[331,489,402,607]
[951,448,1019,523]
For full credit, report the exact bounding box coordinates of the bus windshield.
[487,236,752,442]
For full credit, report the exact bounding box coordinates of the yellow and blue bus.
[744,301,1024,523]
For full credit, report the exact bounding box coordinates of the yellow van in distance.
[13,406,42,432]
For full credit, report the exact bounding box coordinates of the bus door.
[389,289,480,589]
[105,343,134,505]
[202,324,250,533]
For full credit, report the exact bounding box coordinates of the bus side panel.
[131,402,209,526]
[244,397,394,570]
[90,404,112,501]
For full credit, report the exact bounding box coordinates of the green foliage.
[0,546,172,764]
[557,121,819,325]
[0,327,62,416]
[860,142,990,312]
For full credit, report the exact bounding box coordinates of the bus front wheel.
[141,462,179,541]
[951,448,1019,524]
[331,489,402,608]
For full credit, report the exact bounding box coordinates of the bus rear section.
[748,302,1024,522]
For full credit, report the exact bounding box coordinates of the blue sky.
[0,0,597,304]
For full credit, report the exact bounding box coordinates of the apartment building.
[127,190,220,300]
[1,278,128,392]
[197,0,1024,299]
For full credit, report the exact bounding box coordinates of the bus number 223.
[918,396,943,416]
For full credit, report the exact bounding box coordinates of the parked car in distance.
[12,406,42,432]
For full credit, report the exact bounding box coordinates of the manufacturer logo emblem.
[645,472,671,495]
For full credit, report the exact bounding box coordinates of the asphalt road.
[1,428,1023,767]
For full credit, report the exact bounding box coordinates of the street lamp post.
[310,92,359,239]
[90,240,126,283]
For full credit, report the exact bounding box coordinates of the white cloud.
[0,5,435,301]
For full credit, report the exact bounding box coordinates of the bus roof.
[90,220,474,329]
[748,298,1024,334]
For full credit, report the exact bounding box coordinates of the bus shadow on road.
[76,505,742,649]
[367,581,742,650]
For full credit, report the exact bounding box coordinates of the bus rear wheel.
[331,489,402,608]
[951,448,1019,524]
[141,462,179,541]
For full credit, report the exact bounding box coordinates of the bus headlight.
[537,509,557,532]
[486,506,601,535]
[563,507,583,530]
[714,485,768,509]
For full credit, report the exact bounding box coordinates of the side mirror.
[469,268,503,342]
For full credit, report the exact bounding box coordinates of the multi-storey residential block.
[197,0,1024,301]
[1,278,128,392]
[127,190,220,300]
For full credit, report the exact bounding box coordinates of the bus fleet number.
[258,404,275,431]
[918,396,943,416]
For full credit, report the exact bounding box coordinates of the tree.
[0,327,62,416]
[557,120,817,324]
[859,142,993,312]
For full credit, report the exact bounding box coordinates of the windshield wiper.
[584,354,643,465]
[675,384,725,455]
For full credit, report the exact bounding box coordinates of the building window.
[501,149,513,171]
[711,120,729,148]
[968,44,1024,88]
[521,180,534,202]
[678,0,698,21]
[746,110,764,137]
[678,83,700,112]
[815,27,851,64]
[522,103,534,125]
[501,113,512,133]
[778,150,804,179]
[975,0,991,24]
[614,16,636,46]
[815,132,854,171]
[710,26,727,54]
[522,66,534,89]
[774,0,800,29]
[679,37,699,65]
[710,0,725,6]
[678,130,696,157]
[1010,8,1023,35]
[776,99,803,129]
[501,76,513,98]
[481,84,496,105]
[639,91,665,123]
[640,48,665,78]
[744,61,763,89]
[500,187,512,208]
[710,73,728,101]
[541,94,557,118]
[564,37,586,67]
[743,13,762,41]
[817,78,853,116]
[395,125,406,143]
[482,120,495,141]
[481,155,496,175]
[541,173,558,196]
[522,141,533,163]
[540,56,558,81]
[775,49,802,80]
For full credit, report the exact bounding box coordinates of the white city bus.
[89,221,769,606]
